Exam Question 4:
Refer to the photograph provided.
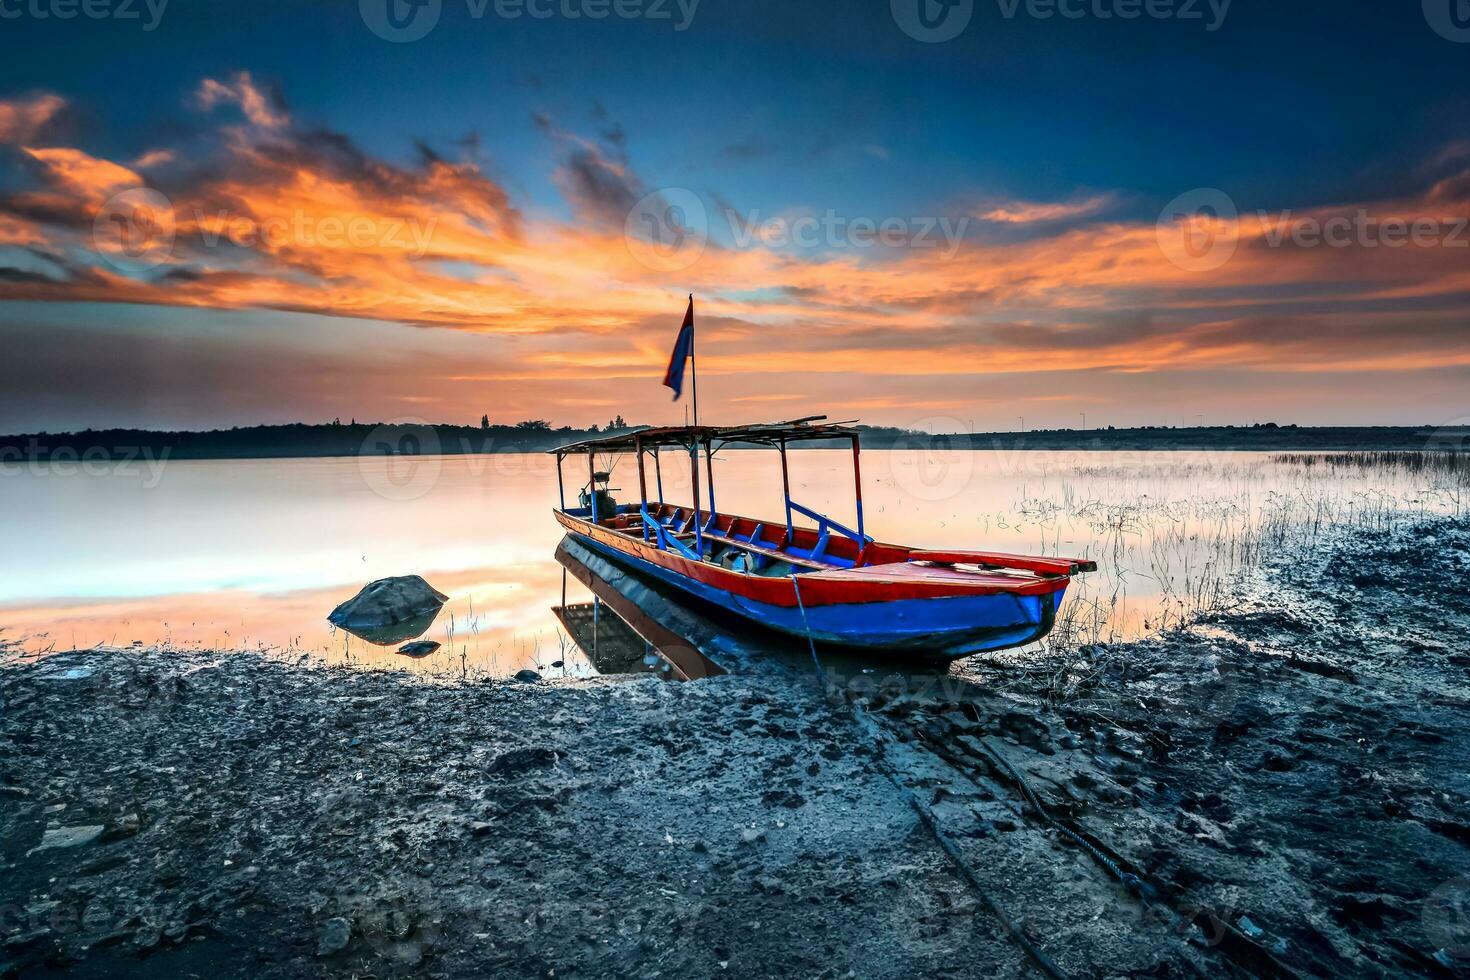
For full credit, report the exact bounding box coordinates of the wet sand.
[2,513,1468,978]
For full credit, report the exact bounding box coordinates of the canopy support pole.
[635,436,650,541]
[587,451,598,524]
[779,438,794,544]
[851,434,867,566]
[654,446,664,504]
[555,453,566,510]
[703,438,717,530]
[689,439,704,558]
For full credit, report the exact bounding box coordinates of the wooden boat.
[550,418,1095,660]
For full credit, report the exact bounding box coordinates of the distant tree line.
[0,419,1442,461]
[0,419,648,461]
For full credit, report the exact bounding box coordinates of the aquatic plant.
[997,451,1467,698]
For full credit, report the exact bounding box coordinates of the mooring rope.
[788,573,1070,980]
[969,728,1150,899]
[785,574,1303,979]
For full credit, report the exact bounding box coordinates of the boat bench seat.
[698,530,827,572]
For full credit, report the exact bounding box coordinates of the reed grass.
[1273,450,1469,477]
[1004,451,1469,702]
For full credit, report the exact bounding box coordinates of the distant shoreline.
[0,422,1458,462]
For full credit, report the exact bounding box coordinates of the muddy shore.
[3,514,1468,978]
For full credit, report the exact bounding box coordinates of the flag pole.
[687,294,704,554]
[688,294,704,552]
[688,294,699,429]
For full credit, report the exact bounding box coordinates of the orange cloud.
[22,147,141,203]
[0,93,65,144]
[194,72,288,129]
[978,194,1116,224]
[132,149,175,169]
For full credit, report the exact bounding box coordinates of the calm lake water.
[2,450,1462,676]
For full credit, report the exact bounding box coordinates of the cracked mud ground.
[2,514,1468,978]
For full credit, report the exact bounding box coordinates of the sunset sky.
[0,0,1466,433]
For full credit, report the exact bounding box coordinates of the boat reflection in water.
[554,537,727,681]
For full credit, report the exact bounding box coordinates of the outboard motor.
[578,471,619,519]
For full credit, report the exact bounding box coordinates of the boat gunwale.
[554,507,1076,607]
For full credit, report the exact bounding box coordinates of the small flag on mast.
[662,295,695,402]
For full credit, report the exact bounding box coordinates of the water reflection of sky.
[1,451,1461,675]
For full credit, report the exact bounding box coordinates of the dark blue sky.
[4,0,1464,219]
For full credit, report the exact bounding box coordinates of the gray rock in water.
[329,576,447,632]
[513,669,542,683]
[317,917,351,957]
[396,640,442,658]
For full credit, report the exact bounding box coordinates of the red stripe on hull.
[553,509,1071,609]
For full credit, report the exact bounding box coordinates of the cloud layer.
[0,74,1466,429]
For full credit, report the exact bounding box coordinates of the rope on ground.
[947,702,1307,980]
[788,573,1070,980]
[970,731,1152,901]
[780,580,1301,980]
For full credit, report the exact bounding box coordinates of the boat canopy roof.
[549,416,859,455]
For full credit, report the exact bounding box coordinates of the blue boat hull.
[568,530,1062,660]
